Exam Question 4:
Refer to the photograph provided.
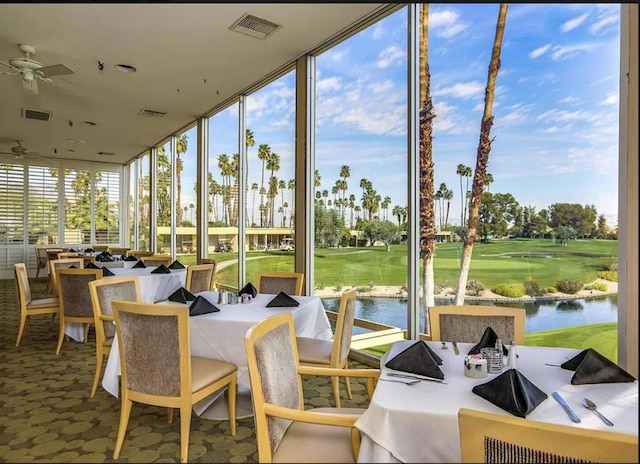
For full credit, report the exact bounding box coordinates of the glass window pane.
[28,164,59,245]
[95,169,120,244]
[0,162,24,246]
[156,141,172,254]
[64,168,92,245]
[176,126,197,264]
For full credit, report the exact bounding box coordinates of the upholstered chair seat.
[186,263,216,293]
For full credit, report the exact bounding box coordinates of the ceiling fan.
[0,43,75,95]
[0,140,46,159]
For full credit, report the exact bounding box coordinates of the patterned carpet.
[0,277,374,463]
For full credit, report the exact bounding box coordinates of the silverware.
[387,372,447,384]
[441,342,448,349]
[544,363,562,367]
[452,341,460,355]
[380,377,420,386]
[582,398,614,426]
[552,391,581,423]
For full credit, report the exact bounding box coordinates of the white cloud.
[601,93,618,106]
[429,9,468,39]
[529,44,551,59]
[317,76,342,94]
[559,96,581,105]
[560,13,589,33]
[369,80,394,94]
[589,14,618,35]
[433,81,484,100]
[377,45,405,69]
[371,24,385,40]
[550,43,598,61]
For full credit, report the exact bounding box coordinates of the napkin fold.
[561,348,636,385]
[238,282,258,298]
[189,296,220,316]
[168,287,197,303]
[472,368,547,418]
[96,254,114,263]
[68,265,77,269]
[124,255,138,262]
[168,260,185,270]
[102,267,115,277]
[468,326,509,356]
[266,291,299,308]
[85,262,99,269]
[151,264,171,274]
[384,341,445,379]
[68,248,76,252]
[84,248,95,253]
[132,260,146,269]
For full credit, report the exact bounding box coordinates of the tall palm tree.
[244,129,255,226]
[455,3,508,305]
[484,172,494,192]
[266,152,280,226]
[443,186,454,229]
[339,165,350,217]
[287,179,295,227]
[456,163,472,227]
[217,154,231,225]
[257,144,272,226]
[250,182,259,226]
[175,134,188,225]
[418,3,437,309]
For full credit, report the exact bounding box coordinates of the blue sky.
[179,3,620,228]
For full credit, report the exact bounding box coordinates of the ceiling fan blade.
[38,63,74,78]
[0,60,20,73]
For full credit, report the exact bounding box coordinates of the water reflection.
[556,300,584,311]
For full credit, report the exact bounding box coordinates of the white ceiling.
[0,3,391,165]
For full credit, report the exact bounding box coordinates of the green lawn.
[363,322,618,363]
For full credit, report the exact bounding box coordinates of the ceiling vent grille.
[230,13,281,39]
[21,108,53,122]
[138,109,166,118]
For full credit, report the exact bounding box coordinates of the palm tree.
[257,144,272,226]
[349,194,356,228]
[266,152,280,226]
[189,203,195,223]
[217,154,231,225]
[418,3,437,309]
[456,163,472,227]
[244,129,255,226]
[443,186,454,229]
[484,172,494,192]
[455,3,508,305]
[339,165,350,217]
[287,179,295,227]
[250,182,259,226]
[175,134,188,225]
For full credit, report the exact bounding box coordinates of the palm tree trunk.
[419,4,436,311]
[455,3,508,305]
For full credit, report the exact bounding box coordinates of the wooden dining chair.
[255,271,304,295]
[296,287,357,408]
[49,257,85,298]
[108,246,130,256]
[428,305,526,345]
[88,276,142,398]
[244,311,379,463]
[185,263,216,293]
[91,245,109,252]
[140,255,173,267]
[34,247,49,279]
[125,249,154,258]
[458,407,638,463]
[111,300,238,463]
[14,263,60,347]
[55,268,103,355]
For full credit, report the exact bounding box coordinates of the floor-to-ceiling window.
[175,125,198,264]
[155,140,173,254]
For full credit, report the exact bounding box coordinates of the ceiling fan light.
[22,74,38,94]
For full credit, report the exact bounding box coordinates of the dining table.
[101,290,333,419]
[63,265,187,342]
[355,340,639,463]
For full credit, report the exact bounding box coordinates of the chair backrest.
[57,252,80,259]
[112,300,190,398]
[35,247,49,266]
[330,288,358,366]
[200,258,217,265]
[91,245,109,252]
[255,271,304,295]
[108,246,130,256]
[50,258,86,297]
[458,407,638,463]
[46,248,66,265]
[140,255,173,267]
[125,249,155,257]
[57,268,103,319]
[186,263,216,293]
[14,263,32,307]
[88,276,142,344]
[244,312,304,461]
[428,305,525,345]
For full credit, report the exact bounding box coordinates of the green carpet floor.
[0,277,372,463]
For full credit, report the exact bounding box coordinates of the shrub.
[316,282,325,290]
[493,283,526,298]
[546,286,558,293]
[605,262,618,272]
[524,276,545,297]
[466,280,485,296]
[356,285,371,293]
[597,270,618,282]
[585,282,608,292]
[555,279,583,294]
[333,282,343,292]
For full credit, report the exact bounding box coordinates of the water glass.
[481,347,504,374]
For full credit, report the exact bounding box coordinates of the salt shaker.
[507,341,517,369]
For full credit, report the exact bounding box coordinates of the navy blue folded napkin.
[132,260,146,268]
[561,348,636,385]
[168,260,185,270]
[68,248,76,252]
[472,368,547,417]
[124,255,138,262]
[151,264,171,274]
[84,248,94,253]
[384,341,444,379]
[85,262,99,269]
[189,296,220,316]
[266,291,299,308]
[102,267,115,277]
[239,282,258,298]
[468,326,509,356]
[168,287,197,303]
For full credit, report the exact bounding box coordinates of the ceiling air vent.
[21,108,53,122]
[138,109,166,118]
[230,13,281,40]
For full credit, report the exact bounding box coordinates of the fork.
[380,377,420,386]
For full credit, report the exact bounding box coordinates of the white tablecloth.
[101,291,332,417]
[64,266,186,342]
[355,340,639,463]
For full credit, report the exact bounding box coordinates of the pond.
[320,295,619,335]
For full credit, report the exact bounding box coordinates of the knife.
[552,391,581,423]
[387,372,447,384]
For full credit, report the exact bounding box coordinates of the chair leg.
[55,320,66,355]
[83,324,90,343]
[113,397,133,459]
[167,408,174,424]
[16,314,28,346]
[331,376,341,408]
[180,404,192,463]
[91,348,104,398]
[344,375,352,400]
[227,377,237,436]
